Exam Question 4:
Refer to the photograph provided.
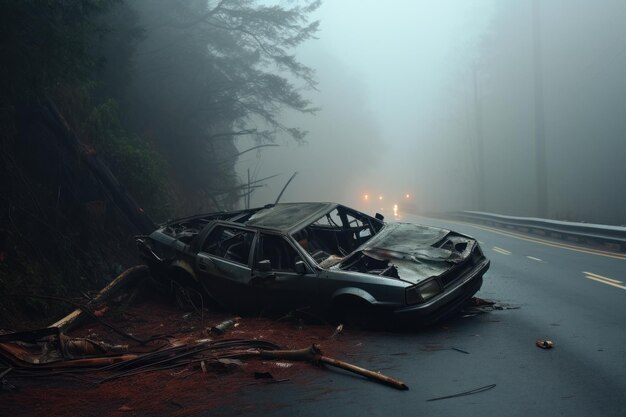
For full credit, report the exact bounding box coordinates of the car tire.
[330,296,378,329]
[167,267,205,312]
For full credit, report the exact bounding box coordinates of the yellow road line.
[526,256,543,262]
[584,275,626,291]
[583,271,622,284]
[445,220,626,261]
[493,246,512,255]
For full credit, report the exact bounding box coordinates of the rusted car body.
[137,202,490,324]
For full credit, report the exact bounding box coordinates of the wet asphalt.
[219,215,626,417]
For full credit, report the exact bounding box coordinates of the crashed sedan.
[137,202,490,324]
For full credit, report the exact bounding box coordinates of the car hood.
[338,222,475,284]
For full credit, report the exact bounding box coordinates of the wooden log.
[49,265,149,332]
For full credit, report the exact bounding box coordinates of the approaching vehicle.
[137,202,490,324]
[360,192,416,219]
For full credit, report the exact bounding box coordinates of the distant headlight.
[405,279,441,305]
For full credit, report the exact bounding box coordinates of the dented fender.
[331,287,377,305]
[169,259,198,282]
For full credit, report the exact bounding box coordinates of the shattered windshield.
[292,205,383,267]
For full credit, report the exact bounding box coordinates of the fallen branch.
[40,99,156,234]
[33,294,154,345]
[49,265,149,333]
[259,345,408,390]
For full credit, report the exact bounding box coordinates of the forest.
[0,0,320,324]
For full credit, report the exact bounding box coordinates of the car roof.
[244,202,337,232]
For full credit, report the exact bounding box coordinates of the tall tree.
[0,0,116,109]
[116,0,320,212]
[532,0,547,218]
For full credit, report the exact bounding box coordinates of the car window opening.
[255,234,300,272]
[203,226,254,265]
[293,206,382,268]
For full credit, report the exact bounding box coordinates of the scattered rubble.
[536,340,554,349]
[0,266,408,416]
[460,297,520,317]
[209,317,241,335]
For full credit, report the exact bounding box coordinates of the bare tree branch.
[154,0,228,30]
[206,129,257,141]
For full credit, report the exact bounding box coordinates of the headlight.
[406,287,420,305]
[418,279,441,301]
[405,279,441,305]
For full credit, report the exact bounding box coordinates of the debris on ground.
[0,265,409,416]
[330,324,344,339]
[427,383,497,401]
[536,339,554,349]
[209,317,241,335]
[260,344,408,390]
[49,265,149,333]
[460,297,520,317]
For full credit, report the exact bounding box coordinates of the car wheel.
[167,268,205,312]
[330,296,377,329]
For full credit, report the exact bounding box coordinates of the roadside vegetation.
[0,0,319,326]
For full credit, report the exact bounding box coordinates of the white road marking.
[584,275,626,291]
[526,256,543,262]
[583,271,622,284]
[493,246,512,255]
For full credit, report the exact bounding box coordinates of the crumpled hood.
[362,222,450,259]
[339,222,475,284]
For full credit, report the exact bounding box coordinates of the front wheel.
[330,297,384,329]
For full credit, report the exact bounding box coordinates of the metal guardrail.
[444,211,626,253]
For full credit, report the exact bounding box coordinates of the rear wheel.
[167,267,206,312]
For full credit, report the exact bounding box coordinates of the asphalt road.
[221,215,626,417]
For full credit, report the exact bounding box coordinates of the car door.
[252,232,319,311]
[195,224,257,308]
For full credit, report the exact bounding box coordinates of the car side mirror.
[257,259,272,272]
[375,212,384,221]
[294,260,306,275]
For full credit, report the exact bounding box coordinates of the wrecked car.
[137,202,490,324]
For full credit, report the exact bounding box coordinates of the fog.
[238,0,495,209]
[238,0,626,225]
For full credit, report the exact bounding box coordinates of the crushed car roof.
[244,202,337,231]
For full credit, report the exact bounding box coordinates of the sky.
[236,0,496,211]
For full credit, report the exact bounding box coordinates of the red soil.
[1,298,363,417]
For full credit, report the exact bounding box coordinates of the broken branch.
[50,265,149,333]
[34,294,152,345]
[259,344,408,390]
